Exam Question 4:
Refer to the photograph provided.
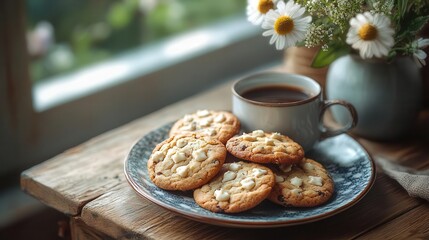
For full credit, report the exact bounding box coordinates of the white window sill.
[33,16,266,112]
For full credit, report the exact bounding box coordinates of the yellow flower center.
[258,0,274,14]
[274,16,294,35]
[358,23,378,41]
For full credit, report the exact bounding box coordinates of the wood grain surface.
[21,76,429,239]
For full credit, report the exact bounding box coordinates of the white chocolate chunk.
[229,163,242,171]
[163,156,173,163]
[166,148,176,158]
[176,139,187,148]
[279,164,292,173]
[251,142,261,147]
[163,159,174,169]
[271,132,283,140]
[189,139,204,148]
[222,171,237,182]
[199,117,212,127]
[273,146,286,152]
[204,128,217,136]
[214,114,225,123]
[303,162,316,171]
[243,135,257,141]
[275,175,285,183]
[240,177,256,190]
[265,138,275,146]
[291,189,302,195]
[181,146,193,155]
[192,149,207,162]
[176,166,188,177]
[182,122,196,131]
[152,151,164,162]
[197,110,210,117]
[214,189,230,201]
[188,161,200,171]
[290,176,303,187]
[172,151,187,163]
[199,120,210,127]
[252,146,264,153]
[308,176,323,186]
[252,168,267,177]
[183,114,193,122]
[252,130,265,137]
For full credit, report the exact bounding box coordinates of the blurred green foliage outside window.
[26,0,246,83]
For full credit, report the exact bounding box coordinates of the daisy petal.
[275,36,284,49]
[415,50,427,60]
[269,34,279,45]
[262,29,275,37]
[418,38,429,48]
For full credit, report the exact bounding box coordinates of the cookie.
[226,130,304,164]
[268,158,334,207]
[193,161,275,213]
[147,133,226,191]
[169,110,240,144]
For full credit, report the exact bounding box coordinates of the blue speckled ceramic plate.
[124,123,376,228]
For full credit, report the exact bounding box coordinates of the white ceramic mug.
[232,72,358,151]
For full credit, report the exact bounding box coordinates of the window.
[26,0,247,83]
[1,0,282,178]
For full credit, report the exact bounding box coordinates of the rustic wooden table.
[21,76,429,239]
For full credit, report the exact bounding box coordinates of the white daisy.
[247,0,279,25]
[346,12,395,59]
[261,0,312,50]
[412,38,429,67]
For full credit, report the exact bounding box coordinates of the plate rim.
[123,131,376,228]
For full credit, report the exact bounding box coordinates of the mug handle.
[319,99,358,139]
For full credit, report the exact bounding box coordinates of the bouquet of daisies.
[247,0,429,67]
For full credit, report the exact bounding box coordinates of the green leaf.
[408,15,429,34]
[311,45,350,68]
[396,0,409,19]
[396,15,429,41]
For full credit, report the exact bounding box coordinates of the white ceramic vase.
[326,54,422,140]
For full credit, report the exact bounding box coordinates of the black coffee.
[241,85,309,103]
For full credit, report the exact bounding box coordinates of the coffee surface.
[241,85,309,103]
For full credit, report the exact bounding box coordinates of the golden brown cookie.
[226,130,304,164]
[147,133,226,191]
[193,161,275,213]
[268,158,334,207]
[169,110,240,144]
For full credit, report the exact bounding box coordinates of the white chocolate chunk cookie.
[169,110,240,144]
[268,158,334,207]
[147,133,226,191]
[193,161,275,213]
[226,130,304,164]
